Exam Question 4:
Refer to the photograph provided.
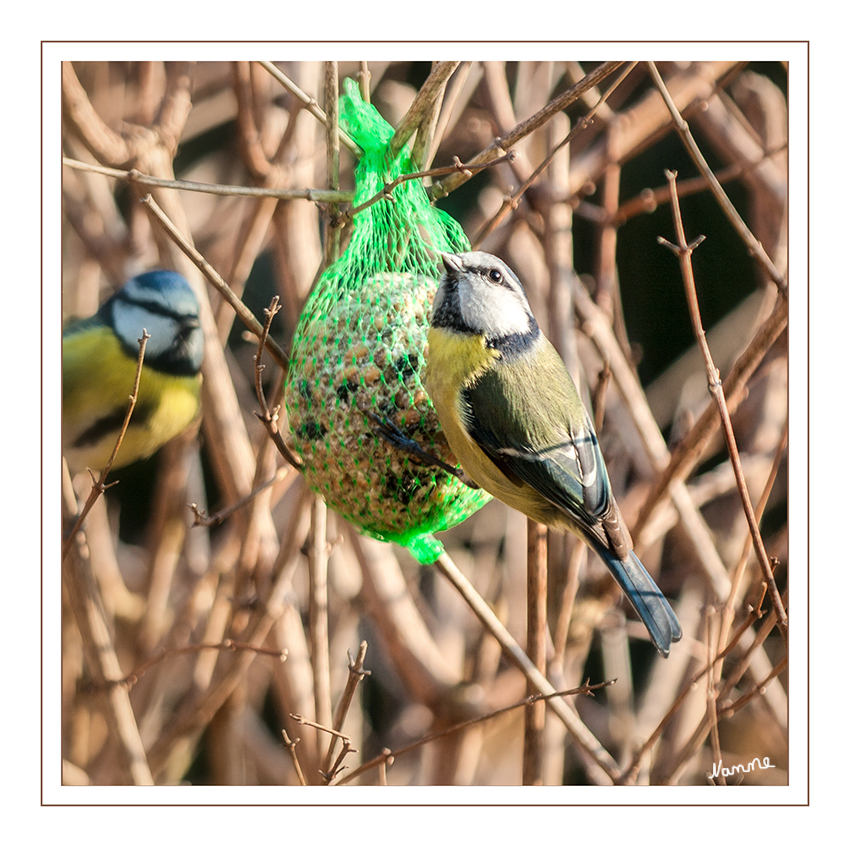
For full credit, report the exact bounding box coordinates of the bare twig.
[337,679,615,785]
[61,352,155,786]
[434,551,621,782]
[618,602,765,784]
[282,730,307,786]
[344,152,516,223]
[307,494,333,744]
[647,62,787,295]
[139,193,288,369]
[523,519,548,785]
[389,61,460,158]
[63,157,352,203]
[612,143,788,226]
[257,61,361,154]
[62,330,150,562]
[472,61,638,247]
[632,290,788,541]
[252,297,302,469]
[573,281,732,597]
[322,642,370,780]
[120,639,288,690]
[658,169,787,645]
[190,465,293,526]
[432,61,626,200]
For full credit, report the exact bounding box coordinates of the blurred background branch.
[60,58,789,787]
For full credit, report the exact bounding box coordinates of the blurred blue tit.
[63,269,204,474]
[426,252,681,657]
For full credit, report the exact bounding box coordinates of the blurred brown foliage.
[61,59,788,787]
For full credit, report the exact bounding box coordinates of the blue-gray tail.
[593,544,682,657]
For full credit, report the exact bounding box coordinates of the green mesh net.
[283,79,491,564]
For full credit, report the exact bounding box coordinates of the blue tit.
[63,269,204,474]
[426,251,682,657]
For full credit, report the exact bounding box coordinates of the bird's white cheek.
[114,304,177,357]
[458,282,530,337]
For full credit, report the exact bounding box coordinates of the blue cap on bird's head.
[110,269,200,317]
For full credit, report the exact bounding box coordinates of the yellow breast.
[425,326,504,485]
[63,326,201,472]
[425,326,569,527]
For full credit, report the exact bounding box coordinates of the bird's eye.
[488,269,502,283]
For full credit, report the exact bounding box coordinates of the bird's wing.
[460,347,611,538]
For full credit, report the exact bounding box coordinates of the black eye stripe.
[116,290,197,322]
[472,265,510,287]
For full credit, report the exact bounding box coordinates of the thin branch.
[573,281,732,598]
[612,143,789,226]
[120,640,288,690]
[63,156,353,203]
[434,551,622,783]
[323,60,342,264]
[62,330,150,562]
[307,494,333,748]
[322,642,370,780]
[337,680,614,785]
[716,420,788,660]
[432,61,626,200]
[647,61,787,295]
[252,296,302,469]
[389,61,460,158]
[139,193,289,369]
[618,602,766,784]
[257,61,361,155]
[472,61,638,247]
[659,169,787,645]
[632,290,788,541]
[344,152,516,223]
[62,62,131,165]
[190,465,292,527]
[523,519,548,785]
[281,731,307,786]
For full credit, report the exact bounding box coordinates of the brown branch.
[647,62,787,295]
[139,193,289,369]
[63,157,353,203]
[252,296,302,469]
[523,520,548,785]
[62,330,150,562]
[716,420,788,660]
[432,61,626,200]
[434,551,622,783]
[389,61,460,158]
[656,599,783,784]
[344,152,516,223]
[62,62,131,165]
[618,602,766,784]
[190,465,293,526]
[307,494,333,748]
[632,290,788,541]
[282,730,307,786]
[257,60,361,155]
[337,680,614,785]
[120,640,288,690]
[153,62,195,153]
[321,642,370,780]
[472,61,638,248]
[659,169,787,645]
[612,143,788,226]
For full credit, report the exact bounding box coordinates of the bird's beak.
[440,252,463,275]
